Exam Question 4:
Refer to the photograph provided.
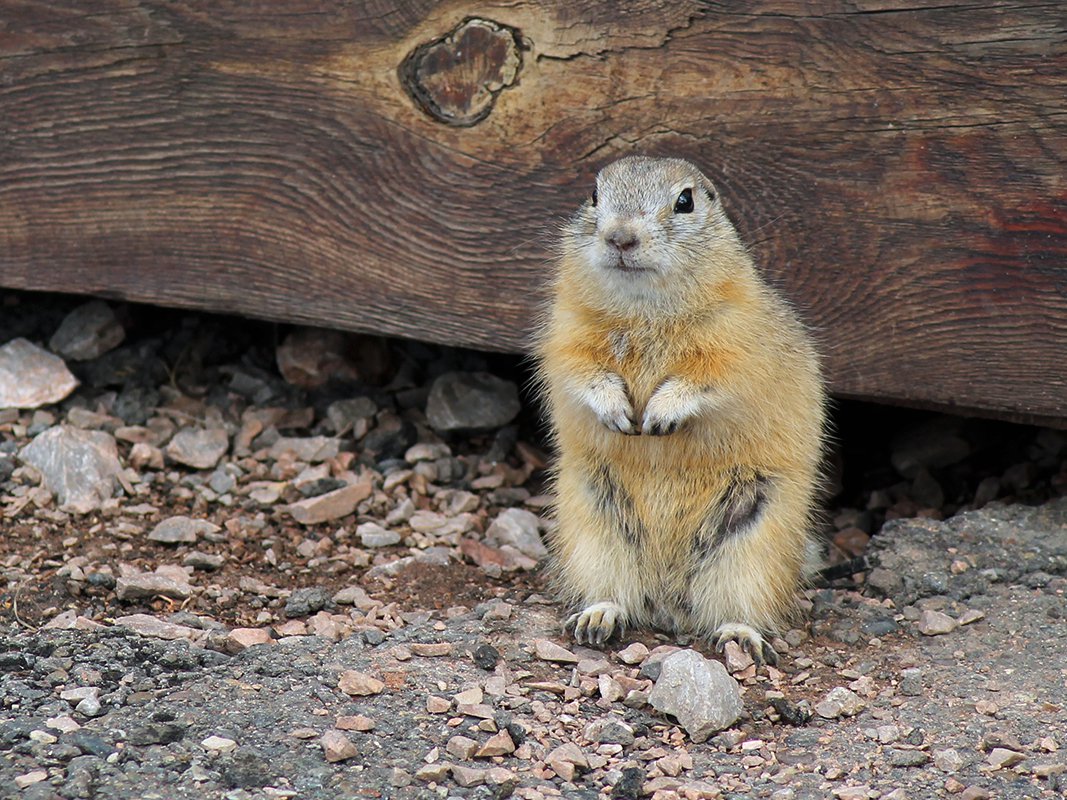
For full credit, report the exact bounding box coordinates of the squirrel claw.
[712,623,778,667]
[569,602,625,646]
[643,419,679,436]
[599,411,638,435]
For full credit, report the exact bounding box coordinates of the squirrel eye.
[674,188,694,214]
[591,188,598,207]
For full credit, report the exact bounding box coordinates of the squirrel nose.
[606,228,639,252]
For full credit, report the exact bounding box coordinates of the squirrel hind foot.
[712,622,779,667]
[566,601,626,646]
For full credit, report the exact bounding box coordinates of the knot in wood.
[401,17,523,127]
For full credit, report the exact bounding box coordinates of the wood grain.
[0,1,1065,421]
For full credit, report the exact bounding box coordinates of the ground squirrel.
[535,155,826,664]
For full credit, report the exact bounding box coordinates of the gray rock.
[911,468,944,508]
[362,413,415,458]
[275,328,361,389]
[973,476,1001,509]
[208,468,237,494]
[898,668,923,696]
[934,748,966,773]
[112,613,201,641]
[583,716,635,746]
[268,436,340,463]
[166,428,229,470]
[0,337,79,409]
[425,372,521,432]
[647,649,742,742]
[357,522,401,548]
[49,301,125,361]
[148,515,221,544]
[126,722,186,746]
[886,748,930,767]
[363,556,416,580]
[0,454,14,483]
[867,567,903,596]
[815,686,866,719]
[485,508,547,560]
[115,572,192,601]
[333,585,374,608]
[890,418,970,478]
[285,478,373,525]
[326,397,378,434]
[184,551,226,571]
[19,425,123,513]
[75,693,103,718]
[285,586,334,618]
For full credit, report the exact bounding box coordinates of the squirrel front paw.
[712,623,779,666]
[566,601,626,646]
[585,373,638,435]
[641,377,701,436]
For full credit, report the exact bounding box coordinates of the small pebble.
[336,715,375,732]
[202,735,238,753]
[338,670,385,696]
[534,639,579,663]
[918,610,958,636]
[815,687,866,719]
[986,747,1025,769]
[616,642,650,665]
[320,730,359,762]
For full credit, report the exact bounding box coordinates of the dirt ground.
[1,293,1065,800]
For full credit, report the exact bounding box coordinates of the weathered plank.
[0,2,1065,420]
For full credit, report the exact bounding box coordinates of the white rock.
[815,686,866,719]
[987,747,1026,769]
[165,428,229,470]
[358,522,401,548]
[19,425,123,513]
[485,508,547,559]
[917,609,957,636]
[648,649,743,742]
[201,735,237,752]
[0,337,79,408]
[76,694,103,717]
[405,442,452,462]
[534,639,579,663]
[45,715,81,734]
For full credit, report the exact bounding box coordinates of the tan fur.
[534,156,826,658]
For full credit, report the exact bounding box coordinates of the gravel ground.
[1,293,1065,800]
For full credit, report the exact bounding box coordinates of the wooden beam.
[1,2,1065,420]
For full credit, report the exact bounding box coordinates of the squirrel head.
[561,156,748,315]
